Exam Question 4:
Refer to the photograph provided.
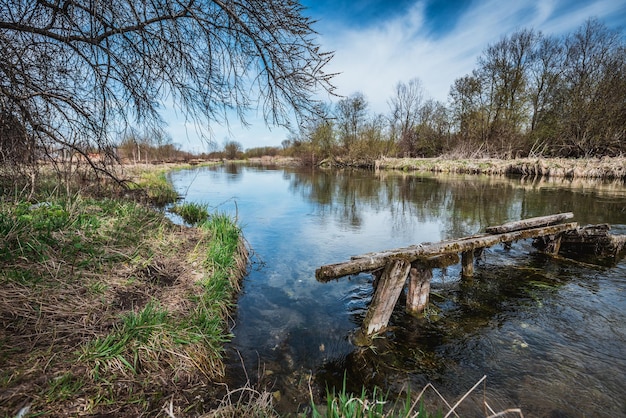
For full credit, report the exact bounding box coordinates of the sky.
[167,0,626,153]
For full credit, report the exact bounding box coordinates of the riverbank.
[0,166,258,417]
[374,157,626,180]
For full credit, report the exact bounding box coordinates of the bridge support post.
[461,250,474,277]
[360,258,411,337]
[407,265,431,315]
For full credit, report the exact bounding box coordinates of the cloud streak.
[320,0,626,109]
[168,0,626,151]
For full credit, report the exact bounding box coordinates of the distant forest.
[273,18,625,164]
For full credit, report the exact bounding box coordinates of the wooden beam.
[485,212,573,234]
[461,250,474,277]
[361,258,412,336]
[406,265,431,315]
[316,222,578,282]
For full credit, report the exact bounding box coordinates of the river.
[168,164,626,417]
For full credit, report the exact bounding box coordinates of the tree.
[558,18,623,156]
[388,78,424,157]
[449,73,488,153]
[0,0,334,184]
[335,92,368,152]
[223,140,243,160]
[526,33,565,154]
[475,29,537,154]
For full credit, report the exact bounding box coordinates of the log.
[316,222,578,282]
[461,250,474,277]
[406,266,431,315]
[413,253,460,268]
[485,212,574,234]
[559,225,626,259]
[361,258,412,336]
[532,234,562,254]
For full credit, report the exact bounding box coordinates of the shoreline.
[375,157,626,180]
[245,156,626,180]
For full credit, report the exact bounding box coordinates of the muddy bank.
[374,157,626,180]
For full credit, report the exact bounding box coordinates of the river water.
[169,164,626,417]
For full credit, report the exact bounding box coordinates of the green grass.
[312,374,442,418]
[45,372,85,402]
[130,170,180,206]
[0,196,165,286]
[170,201,210,225]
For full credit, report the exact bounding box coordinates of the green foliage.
[45,372,85,402]
[0,200,99,264]
[312,374,442,418]
[244,146,281,158]
[81,301,170,377]
[0,196,167,286]
[170,202,210,225]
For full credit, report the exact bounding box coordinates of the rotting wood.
[559,225,626,259]
[485,212,574,234]
[360,258,412,336]
[461,250,474,277]
[413,253,460,268]
[532,234,562,254]
[406,265,431,315]
[316,222,578,282]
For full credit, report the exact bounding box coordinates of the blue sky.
[168,0,626,153]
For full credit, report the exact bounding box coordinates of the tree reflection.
[285,168,626,239]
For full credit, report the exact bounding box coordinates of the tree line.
[281,18,626,164]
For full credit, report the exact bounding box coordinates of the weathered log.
[360,258,412,336]
[406,266,431,315]
[532,234,562,254]
[461,250,474,277]
[559,225,626,259]
[315,222,578,282]
[413,253,460,268]
[486,212,574,234]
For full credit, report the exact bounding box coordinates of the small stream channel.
[169,164,626,417]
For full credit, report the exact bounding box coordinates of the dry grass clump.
[375,156,626,180]
[0,195,248,417]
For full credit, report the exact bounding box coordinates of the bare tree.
[223,140,243,160]
[388,78,424,157]
[335,92,368,151]
[559,18,622,156]
[0,0,335,184]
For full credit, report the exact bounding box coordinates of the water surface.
[169,164,626,416]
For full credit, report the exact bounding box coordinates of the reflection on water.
[169,165,626,416]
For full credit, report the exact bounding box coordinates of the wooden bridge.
[315,213,626,344]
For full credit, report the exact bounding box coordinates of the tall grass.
[130,169,180,205]
[311,374,442,418]
[170,202,210,225]
[0,184,249,416]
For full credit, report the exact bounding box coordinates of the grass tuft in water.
[311,374,442,418]
[170,201,210,225]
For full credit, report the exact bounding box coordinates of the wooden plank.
[361,258,412,336]
[315,222,578,282]
[485,212,573,234]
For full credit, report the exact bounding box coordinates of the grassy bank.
[0,168,250,416]
[375,157,626,180]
